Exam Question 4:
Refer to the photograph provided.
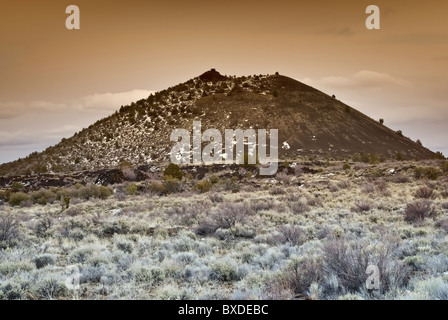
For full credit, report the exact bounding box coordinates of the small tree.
[273,90,278,98]
[125,183,138,195]
[416,139,422,146]
[434,151,445,160]
[163,163,183,180]
[379,118,384,125]
[195,180,213,193]
[62,196,70,210]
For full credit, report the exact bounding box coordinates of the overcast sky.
[1,0,447,164]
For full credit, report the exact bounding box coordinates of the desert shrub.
[133,267,165,285]
[115,190,127,201]
[112,252,136,272]
[80,266,106,284]
[323,238,368,292]
[351,199,372,213]
[163,177,182,193]
[195,180,213,193]
[270,224,305,246]
[0,261,34,276]
[306,196,321,207]
[33,277,69,300]
[65,206,83,217]
[338,180,351,189]
[209,260,240,282]
[146,181,168,196]
[274,255,324,296]
[115,238,134,253]
[343,163,351,170]
[276,172,291,186]
[441,187,448,198]
[173,252,198,265]
[360,182,375,194]
[414,167,443,180]
[101,220,130,237]
[436,218,448,233]
[194,221,219,236]
[208,193,224,203]
[269,187,285,195]
[390,174,410,184]
[163,163,183,180]
[68,246,95,264]
[209,175,221,184]
[323,237,409,294]
[404,200,435,223]
[69,228,86,242]
[250,199,275,213]
[214,228,232,241]
[328,184,339,192]
[35,217,53,237]
[98,186,113,199]
[157,285,195,300]
[31,189,56,206]
[220,177,240,193]
[0,214,19,243]
[8,192,30,206]
[440,161,448,173]
[62,196,70,210]
[34,254,56,269]
[403,255,424,271]
[411,277,448,300]
[289,201,310,214]
[230,224,256,239]
[214,203,254,229]
[375,180,390,196]
[76,185,112,200]
[338,294,364,300]
[11,182,25,192]
[414,186,435,199]
[0,281,28,300]
[125,183,138,195]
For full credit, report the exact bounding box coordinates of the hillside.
[0,69,435,176]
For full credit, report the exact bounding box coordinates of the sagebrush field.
[1,159,448,300]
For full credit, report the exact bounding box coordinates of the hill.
[0,70,435,176]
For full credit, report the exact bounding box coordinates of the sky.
[1,0,447,164]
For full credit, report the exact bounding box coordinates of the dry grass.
[0,160,447,300]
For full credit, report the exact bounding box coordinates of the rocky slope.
[0,69,435,176]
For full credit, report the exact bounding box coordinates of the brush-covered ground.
[1,160,448,300]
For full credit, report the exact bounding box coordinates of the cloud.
[75,89,154,112]
[0,89,154,119]
[320,70,409,89]
[0,102,31,119]
[45,125,83,137]
[0,130,38,147]
[0,89,154,163]
[302,70,409,91]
